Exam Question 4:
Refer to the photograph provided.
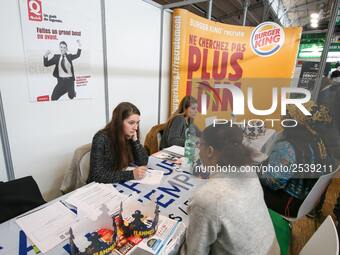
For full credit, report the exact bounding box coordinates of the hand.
[131,131,138,141]
[133,166,147,180]
[44,50,51,58]
[76,40,81,48]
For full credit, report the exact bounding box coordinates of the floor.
[290,178,340,255]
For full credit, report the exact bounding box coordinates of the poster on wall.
[298,61,331,91]
[19,0,95,102]
[170,9,302,128]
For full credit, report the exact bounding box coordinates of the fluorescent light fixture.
[311,23,318,28]
[310,13,319,19]
[311,18,319,23]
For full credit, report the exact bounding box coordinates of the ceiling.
[152,0,336,31]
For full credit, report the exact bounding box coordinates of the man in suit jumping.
[43,40,81,100]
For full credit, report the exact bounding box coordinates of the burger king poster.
[170,9,302,128]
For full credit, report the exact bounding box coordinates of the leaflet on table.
[15,201,77,253]
[163,222,186,255]
[112,215,179,255]
[65,183,129,219]
[162,145,185,157]
[125,167,164,185]
[152,151,183,163]
[131,169,164,185]
[137,215,179,255]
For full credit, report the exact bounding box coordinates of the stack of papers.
[65,183,128,219]
[129,168,164,185]
[163,145,185,157]
[16,201,77,253]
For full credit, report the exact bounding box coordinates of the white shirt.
[58,54,72,78]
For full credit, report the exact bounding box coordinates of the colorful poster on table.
[19,0,95,102]
[170,9,302,128]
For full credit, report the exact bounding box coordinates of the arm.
[69,49,81,60]
[130,139,149,166]
[259,141,296,190]
[69,40,82,60]
[88,133,134,184]
[43,51,57,67]
[180,200,220,255]
[167,116,186,147]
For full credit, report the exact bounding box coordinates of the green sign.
[298,33,340,58]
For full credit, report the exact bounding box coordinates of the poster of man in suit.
[19,0,94,102]
[43,40,81,100]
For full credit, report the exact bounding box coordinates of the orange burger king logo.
[250,22,285,57]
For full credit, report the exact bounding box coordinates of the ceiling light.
[311,17,319,23]
[311,23,318,28]
[310,13,319,19]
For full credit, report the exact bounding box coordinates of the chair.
[60,143,91,194]
[299,215,339,255]
[0,176,46,223]
[284,166,340,221]
[144,123,166,155]
[79,150,91,181]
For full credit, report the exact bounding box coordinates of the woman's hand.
[131,131,138,141]
[133,166,147,180]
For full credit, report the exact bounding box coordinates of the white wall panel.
[0,0,106,200]
[105,0,161,141]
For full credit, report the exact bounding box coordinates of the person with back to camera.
[87,102,149,183]
[180,124,279,255]
[259,102,335,217]
[317,70,340,162]
[160,96,201,150]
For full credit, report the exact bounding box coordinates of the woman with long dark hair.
[260,102,334,217]
[180,124,279,255]
[87,102,148,183]
[160,96,200,149]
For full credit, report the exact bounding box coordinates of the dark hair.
[331,70,340,79]
[102,102,141,171]
[202,124,252,167]
[283,125,325,165]
[59,41,67,47]
[166,96,197,129]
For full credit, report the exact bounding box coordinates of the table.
[0,156,201,255]
[0,132,276,255]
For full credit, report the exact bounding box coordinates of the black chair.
[0,176,46,223]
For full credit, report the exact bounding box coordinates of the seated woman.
[260,102,334,217]
[160,96,200,149]
[180,125,279,255]
[87,102,148,183]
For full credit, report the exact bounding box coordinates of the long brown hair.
[102,102,141,171]
[165,96,197,129]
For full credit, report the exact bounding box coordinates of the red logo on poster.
[27,0,42,21]
[37,95,49,101]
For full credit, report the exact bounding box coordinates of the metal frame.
[312,0,340,101]
[0,90,15,181]
[162,0,209,9]
[101,0,110,123]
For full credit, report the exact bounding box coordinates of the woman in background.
[180,124,279,255]
[260,102,334,217]
[160,96,200,149]
[87,102,148,183]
